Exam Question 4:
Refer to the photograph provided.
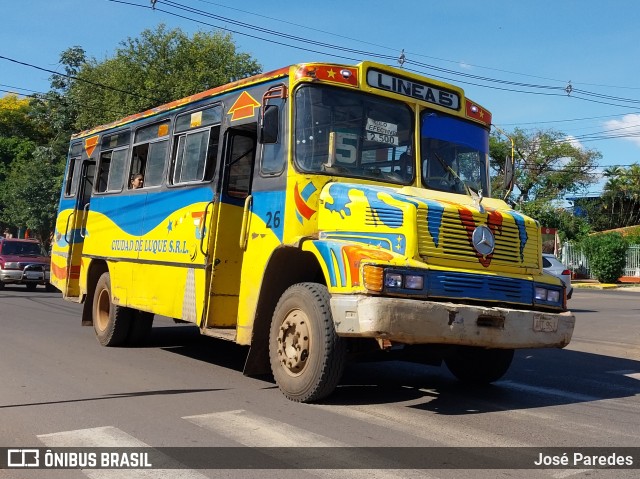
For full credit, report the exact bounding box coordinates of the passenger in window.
[130,174,144,189]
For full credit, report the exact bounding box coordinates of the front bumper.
[331,295,575,349]
[0,269,50,284]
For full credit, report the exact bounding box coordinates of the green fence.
[561,243,640,279]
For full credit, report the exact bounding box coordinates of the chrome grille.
[417,206,539,269]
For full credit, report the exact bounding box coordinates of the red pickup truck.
[0,238,55,291]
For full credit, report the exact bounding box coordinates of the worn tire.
[127,311,154,345]
[445,347,514,384]
[92,272,133,347]
[269,282,346,403]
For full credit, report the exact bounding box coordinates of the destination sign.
[367,69,460,110]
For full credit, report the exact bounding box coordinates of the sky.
[2,0,640,197]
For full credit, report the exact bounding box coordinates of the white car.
[542,253,573,300]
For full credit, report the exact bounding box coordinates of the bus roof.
[71,60,489,141]
[71,65,290,140]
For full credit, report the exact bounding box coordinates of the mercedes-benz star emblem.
[472,225,495,256]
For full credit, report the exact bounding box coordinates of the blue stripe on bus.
[89,188,215,236]
[251,190,286,243]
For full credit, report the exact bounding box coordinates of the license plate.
[25,272,42,280]
[533,314,558,332]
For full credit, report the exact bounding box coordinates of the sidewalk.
[572,279,640,291]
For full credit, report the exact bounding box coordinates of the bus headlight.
[534,287,548,301]
[534,285,563,306]
[405,275,424,290]
[384,273,403,288]
[384,271,424,290]
[364,267,425,293]
[547,290,560,303]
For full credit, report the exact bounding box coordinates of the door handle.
[199,200,215,256]
[79,203,90,238]
[64,211,76,244]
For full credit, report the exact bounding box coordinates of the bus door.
[203,128,256,328]
[64,159,95,299]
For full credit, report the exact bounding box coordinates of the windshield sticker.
[365,118,398,145]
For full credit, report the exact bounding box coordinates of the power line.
[501,112,640,127]
[0,54,161,103]
[146,0,640,109]
[0,83,42,94]
[193,0,640,92]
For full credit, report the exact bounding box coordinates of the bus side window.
[130,121,170,189]
[64,157,81,197]
[171,105,222,185]
[96,131,130,193]
[260,104,286,176]
[97,149,128,192]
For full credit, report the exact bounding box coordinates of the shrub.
[581,233,628,283]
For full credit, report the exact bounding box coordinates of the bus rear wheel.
[269,283,346,403]
[444,346,514,384]
[93,272,133,347]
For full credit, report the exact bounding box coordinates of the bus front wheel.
[269,283,346,403]
[93,272,133,347]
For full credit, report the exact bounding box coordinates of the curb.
[573,282,640,291]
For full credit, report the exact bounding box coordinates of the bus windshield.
[421,111,490,196]
[294,85,414,184]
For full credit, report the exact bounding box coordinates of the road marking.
[551,469,592,478]
[184,409,342,447]
[37,426,208,479]
[314,401,532,448]
[184,409,434,478]
[499,381,600,402]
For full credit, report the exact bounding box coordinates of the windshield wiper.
[432,152,472,197]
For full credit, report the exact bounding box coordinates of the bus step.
[201,327,236,341]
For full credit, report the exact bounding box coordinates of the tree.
[68,24,262,129]
[0,147,64,249]
[599,163,640,229]
[581,232,628,283]
[0,94,40,234]
[490,128,601,206]
[29,46,87,159]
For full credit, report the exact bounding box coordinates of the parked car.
[542,253,573,300]
[0,238,55,291]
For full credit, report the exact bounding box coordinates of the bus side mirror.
[260,105,279,144]
[503,154,514,199]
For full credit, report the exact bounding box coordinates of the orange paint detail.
[51,262,66,280]
[486,208,503,236]
[342,246,394,287]
[51,263,81,281]
[84,135,99,157]
[296,64,358,86]
[293,183,316,220]
[227,91,261,121]
[158,123,169,136]
[465,100,492,126]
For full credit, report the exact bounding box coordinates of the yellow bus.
[51,61,574,402]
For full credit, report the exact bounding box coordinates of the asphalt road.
[1,285,639,478]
